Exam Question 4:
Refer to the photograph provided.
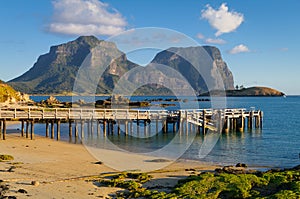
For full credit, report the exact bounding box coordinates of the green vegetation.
[98,167,300,198]
[0,81,20,102]
[0,154,14,162]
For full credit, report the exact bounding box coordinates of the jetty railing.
[0,108,263,140]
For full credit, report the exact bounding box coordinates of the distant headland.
[200,86,285,97]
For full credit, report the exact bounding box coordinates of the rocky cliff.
[8,36,234,95]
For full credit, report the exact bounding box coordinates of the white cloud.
[201,3,244,36]
[196,33,205,39]
[229,44,250,54]
[48,0,127,36]
[205,38,226,45]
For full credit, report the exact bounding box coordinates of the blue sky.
[0,0,299,94]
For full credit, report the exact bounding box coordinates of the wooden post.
[111,121,114,135]
[21,120,25,137]
[69,120,72,138]
[173,122,176,133]
[224,116,229,133]
[118,120,121,135]
[125,120,128,135]
[255,112,260,128]
[249,111,253,129]
[81,120,84,139]
[45,121,49,138]
[103,120,107,136]
[26,120,29,139]
[107,120,110,135]
[218,110,222,132]
[137,120,140,135]
[130,120,133,135]
[57,120,60,140]
[51,120,55,139]
[238,116,244,132]
[202,110,206,135]
[163,120,167,133]
[144,120,147,136]
[259,111,263,128]
[75,120,78,138]
[30,120,34,140]
[2,120,6,140]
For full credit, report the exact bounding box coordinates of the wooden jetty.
[0,107,263,140]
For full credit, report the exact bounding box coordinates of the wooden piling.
[21,120,25,137]
[75,120,78,138]
[144,120,147,136]
[56,120,60,140]
[224,116,229,133]
[45,121,49,138]
[103,120,107,136]
[259,111,263,128]
[202,110,206,134]
[118,120,121,135]
[125,120,128,135]
[26,120,29,139]
[81,120,84,139]
[51,120,55,139]
[69,120,72,138]
[130,120,133,135]
[30,120,34,140]
[163,120,167,133]
[2,120,6,140]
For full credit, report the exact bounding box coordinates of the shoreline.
[0,134,220,198]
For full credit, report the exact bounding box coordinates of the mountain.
[200,86,285,96]
[8,36,234,95]
[8,36,137,94]
[150,46,234,93]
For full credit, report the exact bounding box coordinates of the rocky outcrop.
[200,86,285,96]
[150,46,234,93]
[8,36,235,95]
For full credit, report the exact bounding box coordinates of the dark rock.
[236,163,248,168]
[17,189,28,194]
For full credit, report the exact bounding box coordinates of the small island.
[200,86,285,97]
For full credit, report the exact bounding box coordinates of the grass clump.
[0,155,14,162]
[97,167,300,198]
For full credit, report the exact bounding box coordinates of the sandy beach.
[0,132,219,199]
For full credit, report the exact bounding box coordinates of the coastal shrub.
[0,155,14,162]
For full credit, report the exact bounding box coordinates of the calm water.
[12,96,300,168]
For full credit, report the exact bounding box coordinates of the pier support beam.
[103,120,107,136]
[51,120,55,139]
[30,120,34,140]
[81,120,84,139]
[56,120,60,140]
[69,120,72,138]
[21,120,25,137]
[45,121,49,138]
[75,120,78,138]
[2,120,6,140]
[202,110,206,135]
[26,120,30,139]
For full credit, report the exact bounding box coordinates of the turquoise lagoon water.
[11,96,300,168]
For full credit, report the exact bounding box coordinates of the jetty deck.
[0,107,263,140]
